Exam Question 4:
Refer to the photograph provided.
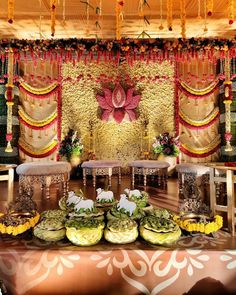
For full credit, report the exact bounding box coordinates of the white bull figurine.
[74,198,94,212]
[96,188,114,202]
[117,194,136,216]
[124,188,142,198]
[66,191,80,206]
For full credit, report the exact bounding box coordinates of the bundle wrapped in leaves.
[140,216,181,245]
[66,218,105,246]
[33,217,66,242]
[104,218,138,244]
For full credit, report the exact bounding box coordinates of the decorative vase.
[70,154,81,168]
[157,154,177,176]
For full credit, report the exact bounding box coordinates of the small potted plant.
[152,132,179,175]
[59,129,83,167]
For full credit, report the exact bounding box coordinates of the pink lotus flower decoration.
[96,83,141,124]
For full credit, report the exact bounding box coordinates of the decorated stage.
[0,230,235,295]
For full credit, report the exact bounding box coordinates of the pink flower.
[96,83,141,124]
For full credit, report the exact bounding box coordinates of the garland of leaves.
[1,38,236,63]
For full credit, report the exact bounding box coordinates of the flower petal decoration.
[113,108,125,124]
[96,83,141,124]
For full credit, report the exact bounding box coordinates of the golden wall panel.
[61,61,174,167]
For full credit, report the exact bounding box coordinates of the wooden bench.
[81,160,122,187]
[16,161,71,199]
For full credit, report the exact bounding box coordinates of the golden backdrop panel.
[61,61,175,167]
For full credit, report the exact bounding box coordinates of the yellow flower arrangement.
[0,212,40,236]
[173,214,223,235]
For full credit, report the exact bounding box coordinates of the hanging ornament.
[203,0,208,32]
[159,0,164,30]
[229,0,234,25]
[62,0,66,25]
[5,48,14,153]
[207,0,213,16]
[223,52,233,152]
[167,0,173,31]
[50,0,56,37]
[8,0,14,24]
[197,0,201,19]
[116,0,124,40]
[180,0,186,38]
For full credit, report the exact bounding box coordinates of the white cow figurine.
[117,194,136,216]
[66,191,80,206]
[74,198,94,212]
[124,188,142,199]
[96,188,114,202]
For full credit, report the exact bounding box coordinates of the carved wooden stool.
[176,163,210,203]
[129,160,170,187]
[16,161,71,199]
[81,160,122,187]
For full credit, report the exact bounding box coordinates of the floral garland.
[19,79,59,98]
[173,214,223,235]
[180,136,221,158]
[177,79,219,98]
[1,38,236,63]
[18,106,57,129]
[19,139,58,158]
[179,107,220,129]
[0,212,40,236]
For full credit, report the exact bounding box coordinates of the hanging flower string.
[50,0,56,37]
[180,0,186,38]
[207,0,213,16]
[229,0,234,25]
[8,0,14,24]
[116,0,124,40]
[167,0,173,31]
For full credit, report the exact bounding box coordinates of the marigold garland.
[180,0,186,38]
[19,79,59,97]
[18,106,57,127]
[207,0,213,16]
[50,0,56,36]
[0,38,236,63]
[116,0,124,40]
[173,214,223,235]
[7,0,14,24]
[167,0,173,31]
[180,137,221,158]
[229,0,234,25]
[179,107,220,129]
[0,212,40,236]
[19,139,58,158]
[178,79,219,98]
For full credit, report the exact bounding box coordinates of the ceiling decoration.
[0,0,235,40]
